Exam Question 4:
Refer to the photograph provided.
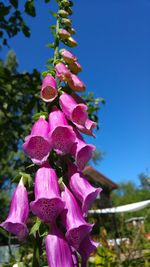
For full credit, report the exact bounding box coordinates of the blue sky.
[1,0,150,186]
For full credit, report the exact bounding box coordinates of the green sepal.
[30,218,42,235]
[32,112,48,121]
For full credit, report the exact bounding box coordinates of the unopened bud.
[68,27,76,35]
[61,0,71,7]
[67,37,78,47]
[58,9,69,18]
[58,29,70,39]
[61,18,71,27]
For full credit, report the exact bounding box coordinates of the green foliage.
[0,0,51,47]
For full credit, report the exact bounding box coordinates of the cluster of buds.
[0,1,102,266]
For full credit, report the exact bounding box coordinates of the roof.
[83,165,118,191]
[88,200,150,214]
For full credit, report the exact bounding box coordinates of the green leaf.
[9,0,18,8]
[47,43,55,48]
[47,58,54,64]
[22,24,30,37]
[50,11,57,17]
[24,0,36,17]
[30,218,41,235]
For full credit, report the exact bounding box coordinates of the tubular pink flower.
[55,62,71,81]
[68,61,82,74]
[23,117,52,165]
[69,170,102,215]
[45,224,74,267]
[0,178,29,239]
[40,74,58,102]
[70,130,95,171]
[78,236,99,267]
[68,73,85,92]
[61,185,93,249]
[60,93,90,128]
[60,49,77,64]
[60,93,96,136]
[58,29,71,39]
[30,166,64,223]
[48,106,76,154]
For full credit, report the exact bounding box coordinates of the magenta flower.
[30,166,64,223]
[40,74,58,102]
[58,29,70,39]
[69,171,102,215]
[68,61,82,74]
[60,93,96,136]
[70,130,95,171]
[60,93,90,129]
[23,117,52,165]
[0,178,29,239]
[55,62,71,81]
[45,224,74,267]
[61,185,93,249]
[49,106,76,154]
[60,49,77,64]
[68,73,85,92]
[78,236,99,267]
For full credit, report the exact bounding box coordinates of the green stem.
[53,16,60,66]
[32,233,42,267]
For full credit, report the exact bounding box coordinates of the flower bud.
[60,49,77,64]
[61,18,72,27]
[68,27,76,35]
[68,73,85,92]
[67,37,78,47]
[68,61,82,74]
[61,0,73,7]
[58,9,69,18]
[55,62,71,81]
[58,29,70,39]
[40,74,58,103]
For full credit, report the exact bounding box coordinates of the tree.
[0,0,51,47]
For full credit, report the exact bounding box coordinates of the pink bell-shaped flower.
[78,235,99,267]
[55,62,71,82]
[68,73,85,92]
[61,185,93,250]
[40,74,58,102]
[45,224,74,267]
[69,169,102,215]
[49,106,76,154]
[60,49,77,64]
[23,117,52,165]
[60,93,96,137]
[0,178,29,239]
[30,166,64,223]
[70,130,95,171]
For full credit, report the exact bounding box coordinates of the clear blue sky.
[1,0,150,186]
